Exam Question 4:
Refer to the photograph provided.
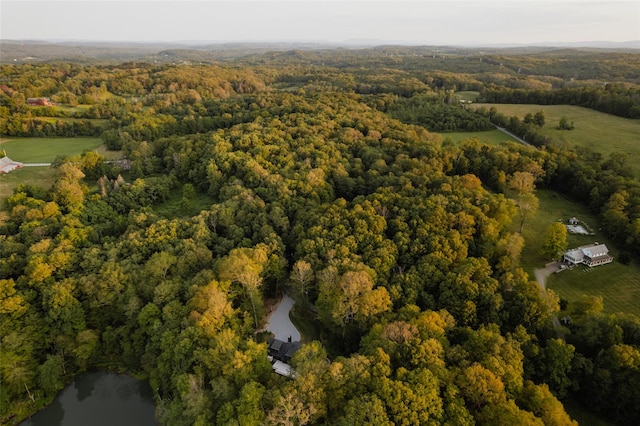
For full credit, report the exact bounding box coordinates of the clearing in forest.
[521,189,640,317]
[0,137,106,163]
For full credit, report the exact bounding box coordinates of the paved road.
[265,294,301,341]
[22,163,52,167]
[495,126,534,147]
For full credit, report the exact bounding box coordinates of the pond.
[20,371,156,426]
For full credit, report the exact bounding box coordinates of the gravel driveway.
[534,262,564,332]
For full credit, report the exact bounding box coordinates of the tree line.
[478,85,640,119]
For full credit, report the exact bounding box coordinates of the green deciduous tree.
[542,222,568,260]
[317,267,391,330]
[508,171,539,233]
[217,245,269,329]
[38,354,65,395]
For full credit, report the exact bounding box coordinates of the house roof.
[582,244,609,258]
[564,248,584,261]
[268,338,301,361]
[272,360,296,378]
[0,156,23,174]
[268,338,285,352]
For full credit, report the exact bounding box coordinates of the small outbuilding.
[0,156,24,174]
[271,360,296,378]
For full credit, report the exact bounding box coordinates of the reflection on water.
[20,372,156,426]
[74,373,95,402]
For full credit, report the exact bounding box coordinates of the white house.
[581,244,613,267]
[564,248,584,265]
[564,243,613,267]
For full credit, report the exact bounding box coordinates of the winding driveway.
[534,263,563,332]
[265,294,301,341]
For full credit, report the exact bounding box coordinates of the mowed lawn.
[0,137,104,163]
[473,103,640,176]
[0,167,57,210]
[0,137,121,210]
[519,189,640,316]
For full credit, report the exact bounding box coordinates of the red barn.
[26,97,52,106]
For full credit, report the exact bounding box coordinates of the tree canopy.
[1,47,639,425]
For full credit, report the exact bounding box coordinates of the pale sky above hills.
[1,0,639,46]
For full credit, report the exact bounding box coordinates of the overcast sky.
[1,1,639,45]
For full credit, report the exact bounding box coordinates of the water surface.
[20,371,156,426]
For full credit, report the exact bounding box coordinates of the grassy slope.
[0,137,104,163]
[520,189,640,317]
[473,103,640,176]
[0,167,57,211]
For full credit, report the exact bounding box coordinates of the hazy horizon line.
[3,38,639,48]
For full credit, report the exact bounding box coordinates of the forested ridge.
[1,48,640,425]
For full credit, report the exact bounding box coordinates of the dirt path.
[534,263,560,289]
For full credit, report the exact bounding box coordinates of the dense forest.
[1,46,640,425]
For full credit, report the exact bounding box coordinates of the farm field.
[0,137,106,163]
[520,189,640,317]
[473,103,640,176]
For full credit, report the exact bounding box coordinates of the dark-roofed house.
[267,337,301,364]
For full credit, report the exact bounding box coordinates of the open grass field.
[519,189,640,317]
[454,91,480,102]
[439,129,521,145]
[0,166,57,211]
[0,137,122,210]
[473,103,640,176]
[0,137,105,163]
[153,189,214,219]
